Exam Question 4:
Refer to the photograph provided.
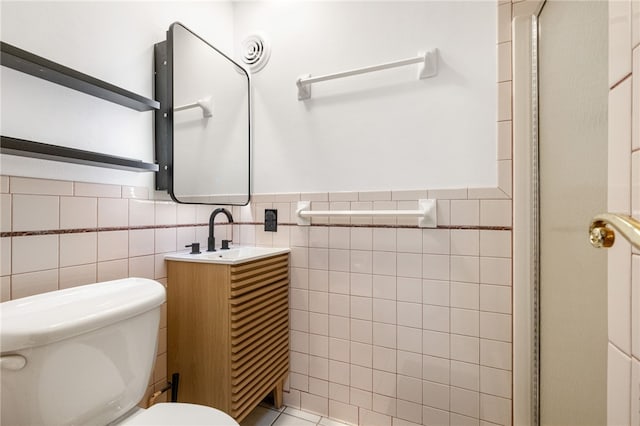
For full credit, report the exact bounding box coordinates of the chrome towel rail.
[296,199,437,228]
[296,48,438,101]
[589,213,640,250]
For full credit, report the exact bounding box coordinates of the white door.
[512,1,612,424]
[537,1,608,424]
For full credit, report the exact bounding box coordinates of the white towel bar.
[296,49,438,101]
[296,199,437,228]
[174,96,213,118]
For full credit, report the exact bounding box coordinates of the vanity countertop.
[164,246,290,265]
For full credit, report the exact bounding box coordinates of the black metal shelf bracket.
[1,136,159,172]
[1,41,160,111]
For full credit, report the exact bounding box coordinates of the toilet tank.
[0,278,166,426]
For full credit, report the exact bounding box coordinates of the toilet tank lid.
[1,278,166,353]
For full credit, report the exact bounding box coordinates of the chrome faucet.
[207,208,234,252]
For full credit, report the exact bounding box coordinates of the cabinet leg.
[273,380,284,409]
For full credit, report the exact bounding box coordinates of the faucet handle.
[185,243,201,254]
[221,240,232,250]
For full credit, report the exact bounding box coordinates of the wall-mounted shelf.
[1,136,159,172]
[1,41,160,111]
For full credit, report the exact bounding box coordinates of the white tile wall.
[12,235,58,274]
[479,393,511,426]
[632,357,640,426]
[68,186,515,426]
[155,202,177,226]
[609,78,632,214]
[11,269,58,299]
[75,182,120,198]
[634,45,639,152]
[129,229,155,257]
[122,185,148,200]
[12,195,59,232]
[59,263,97,289]
[129,200,155,227]
[450,200,480,227]
[98,198,128,227]
[60,233,97,267]
[60,196,97,229]
[608,343,631,426]
[634,254,640,360]
[608,1,640,424]
[0,194,11,233]
[609,0,633,87]
[1,237,12,277]
[97,259,128,282]
[155,228,177,254]
[10,177,72,196]
[0,176,9,194]
[1,276,10,302]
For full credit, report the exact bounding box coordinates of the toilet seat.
[120,403,239,426]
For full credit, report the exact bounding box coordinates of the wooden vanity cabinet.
[166,253,289,422]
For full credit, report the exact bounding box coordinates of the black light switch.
[265,209,277,232]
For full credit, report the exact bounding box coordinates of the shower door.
[537,1,608,424]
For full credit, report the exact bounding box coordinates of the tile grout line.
[269,409,284,426]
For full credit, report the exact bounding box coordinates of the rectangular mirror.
[155,22,251,205]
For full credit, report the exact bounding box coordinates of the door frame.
[513,12,540,426]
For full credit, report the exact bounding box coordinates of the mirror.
[155,22,251,205]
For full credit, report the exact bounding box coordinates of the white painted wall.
[1,1,496,193]
[234,1,497,193]
[0,1,234,187]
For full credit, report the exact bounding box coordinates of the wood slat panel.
[229,250,289,416]
[232,351,289,399]
[231,324,289,370]
[230,308,287,347]
[231,314,288,357]
[231,309,287,349]
[230,282,287,315]
[229,279,288,307]
[230,254,286,274]
[230,254,288,279]
[231,330,288,366]
[231,362,289,413]
[231,328,288,369]
[230,286,288,327]
[231,299,288,337]
[231,370,289,423]
[230,270,289,297]
[232,345,289,388]
[231,338,288,379]
[232,356,288,406]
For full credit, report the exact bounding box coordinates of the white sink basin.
[165,246,290,265]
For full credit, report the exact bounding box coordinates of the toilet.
[0,277,239,426]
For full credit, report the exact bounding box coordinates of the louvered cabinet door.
[228,254,290,421]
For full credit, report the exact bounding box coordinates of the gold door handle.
[589,213,640,249]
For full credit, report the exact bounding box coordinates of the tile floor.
[241,404,350,426]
